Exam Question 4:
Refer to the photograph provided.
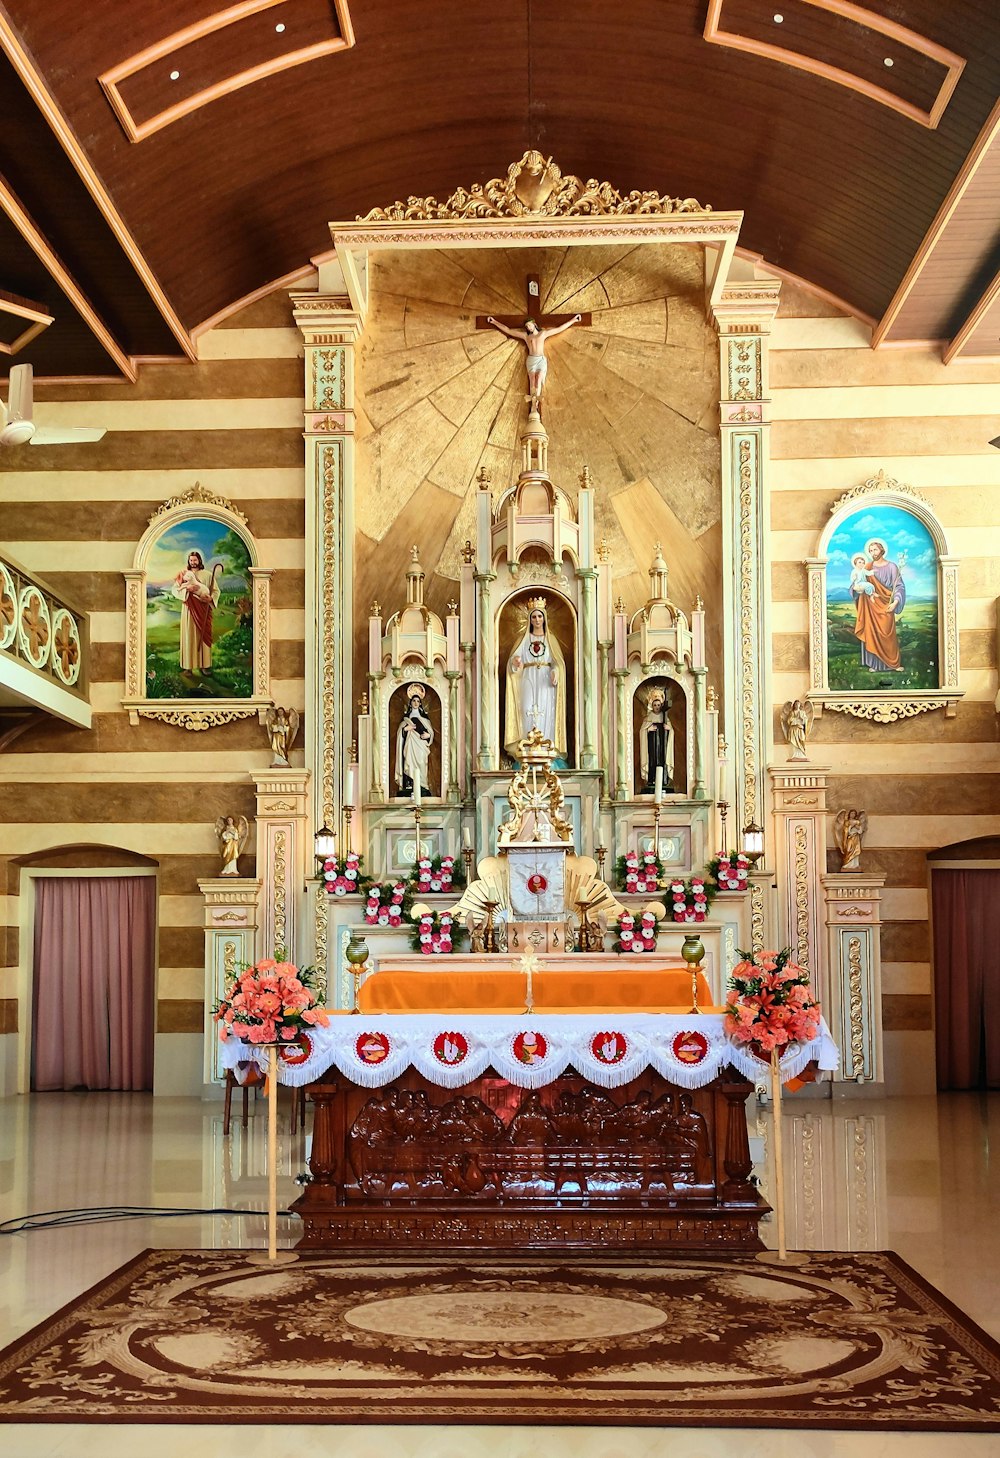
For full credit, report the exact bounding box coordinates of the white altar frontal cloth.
[218,1013,839,1092]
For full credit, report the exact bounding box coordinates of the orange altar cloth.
[358,964,714,1014]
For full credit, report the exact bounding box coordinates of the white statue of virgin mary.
[504,598,567,763]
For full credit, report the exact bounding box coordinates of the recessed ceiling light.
[169,70,180,80]
[275,22,285,32]
[884,57,894,67]
[773,12,784,21]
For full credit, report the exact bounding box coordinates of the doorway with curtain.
[31,875,157,1092]
[930,865,1000,1091]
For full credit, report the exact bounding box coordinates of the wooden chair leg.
[223,1070,234,1135]
[290,1083,307,1135]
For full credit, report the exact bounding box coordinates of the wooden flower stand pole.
[757,1047,807,1267]
[771,1047,787,1260]
[246,1044,297,1267]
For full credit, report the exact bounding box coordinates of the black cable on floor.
[0,1205,294,1235]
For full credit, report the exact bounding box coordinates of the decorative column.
[251,769,311,963]
[612,671,629,801]
[198,878,261,1085]
[747,871,776,957]
[577,567,598,770]
[446,671,461,800]
[713,280,781,840]
[692,667,708,800]
[292,288,366,971]
[475,471,496,771]
[769,766,830,982]
[823,876,885,1085]
[475,570,496,770]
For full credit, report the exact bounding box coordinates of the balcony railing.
[0,551,91,727]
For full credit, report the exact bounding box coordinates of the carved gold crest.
[359,151,711,224]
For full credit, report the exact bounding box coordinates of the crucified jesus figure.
[485,313,583,412]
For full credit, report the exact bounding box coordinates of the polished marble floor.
[0,1088,997,1456]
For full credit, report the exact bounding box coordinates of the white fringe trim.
[217,1015,840,1090]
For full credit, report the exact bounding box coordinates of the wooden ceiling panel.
[0,0,998,370]
[707,0,964,127]
[102,0,354,142]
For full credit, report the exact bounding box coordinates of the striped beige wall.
[769,280,1000,1093]
[0,287,306,1089]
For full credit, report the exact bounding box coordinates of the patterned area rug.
[1,1249,998,1429]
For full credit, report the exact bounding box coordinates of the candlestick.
[343,803,354,849]
[718,799,729,854]
[596,845,607,880]
[652,803,661,860]
[463,845,475,884]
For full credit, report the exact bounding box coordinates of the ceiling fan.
[1,363,105,447]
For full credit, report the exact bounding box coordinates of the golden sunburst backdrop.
[355,243,723,684]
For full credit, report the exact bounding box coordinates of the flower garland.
[613,908,661,954]
[710,851,750,892]
[725,947,822,1053]
[363,880,411,928]
[409,909,468,955]
[616,848,664,894]
[413,854,463,895]
[212,957,329,1044]
[322,850,368,897]
[666,874,715,923]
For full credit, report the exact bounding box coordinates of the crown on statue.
[526,596,547,614]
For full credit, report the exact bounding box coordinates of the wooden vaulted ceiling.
[1,0,1000,379]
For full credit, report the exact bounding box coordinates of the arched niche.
[386,677,443,800]
[631,673,688,797]
[497,586,577,768]
[379,670,449,802]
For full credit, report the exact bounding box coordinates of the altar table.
[358,964,714,1013]
[222,1014,837,1255]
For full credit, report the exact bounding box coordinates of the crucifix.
[477,274,590,414]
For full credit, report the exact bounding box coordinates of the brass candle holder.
[680,933,705,1015]
[345,931,370,1015]
[718,799,729,855]
[463,844,475,884]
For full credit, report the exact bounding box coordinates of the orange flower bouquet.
[725,948,821,1053]
[213,957,330,1045]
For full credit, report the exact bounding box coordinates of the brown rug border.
[1,1247,999,1430]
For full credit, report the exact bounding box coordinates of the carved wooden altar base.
[292,1066,768,1253]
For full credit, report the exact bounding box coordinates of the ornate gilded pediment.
[358,151,711,224]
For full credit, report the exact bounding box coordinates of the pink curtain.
[32,877,156,1092]
[931,868,1000,1090]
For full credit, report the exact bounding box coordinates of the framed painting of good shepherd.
[806,471,960,723]
[122,484,272,729]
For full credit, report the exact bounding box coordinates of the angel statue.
[264,706,300,767]
[780,699,814,762]
[215,814,250,877]
[834,808,867,873]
